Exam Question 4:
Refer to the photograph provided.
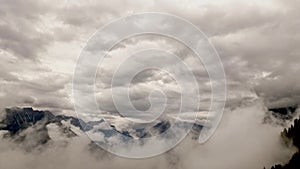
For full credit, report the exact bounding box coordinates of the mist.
[0,100,296,169]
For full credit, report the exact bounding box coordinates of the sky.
[1,0,300,168]
[0,0,300,115]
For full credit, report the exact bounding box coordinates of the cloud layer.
[1,0,299,113]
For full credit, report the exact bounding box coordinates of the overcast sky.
[1,0,300,115]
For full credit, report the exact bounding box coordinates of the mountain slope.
[271,117,300,169]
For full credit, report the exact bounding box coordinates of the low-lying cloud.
[0,100,296,169]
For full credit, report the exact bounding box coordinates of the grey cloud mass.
[0,0,299,113]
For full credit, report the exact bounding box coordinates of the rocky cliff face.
[0,107,80,150]
[0,107,204,150]
[271,117,300,169]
